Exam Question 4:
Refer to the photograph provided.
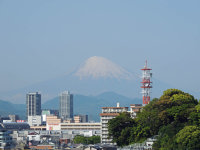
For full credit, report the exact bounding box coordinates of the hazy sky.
[0,1,200,96]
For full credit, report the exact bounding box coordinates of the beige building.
[74,115,88,123]
[100,103,128,144]
[74,116,81,123]
[63,119,74,123]
[46,115,61,131]
[61,122,101,136]
[45,115,100,137]
[129,104,143,118]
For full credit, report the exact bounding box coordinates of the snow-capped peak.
[75,56,133,80]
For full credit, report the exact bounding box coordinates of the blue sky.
[0,1,200,97]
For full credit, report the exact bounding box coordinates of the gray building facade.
[26,92,41,118]
[80,114,88,123]
[59,91,73,120]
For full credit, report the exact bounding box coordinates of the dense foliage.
[107,89,200,149]
[73,135,100,144]
[107,112,135,146]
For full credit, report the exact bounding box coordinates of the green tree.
[73,135,100,144]
[176,126,200,150]
[88,136,101,144]
[107,112,135,146]
[188,102,200,126]
[108,89,200,149]
[73,135,87,144]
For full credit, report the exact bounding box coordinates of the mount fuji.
[75,56,134,80]
[1,56,171,104]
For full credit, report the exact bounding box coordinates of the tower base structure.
[143,96,150,105]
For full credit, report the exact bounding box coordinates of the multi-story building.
[46,116,61,131]
[26,92,41,117]
[45,115,100,137]
[10,130,29,144]
[28,116,42,126]
[42,109,59,125]
[129,104,143,118]
[1,122,30,131]
[74,115,88,123]
[100,103,128,144]
[0,125,13,149]
[61,122,101,131]
[61,122,101,137]
[8,115,19,122]
[0,117,10,123]
[59,91,73,120]
[73,116,81,123]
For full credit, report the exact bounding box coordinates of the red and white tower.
[141,61,152,105]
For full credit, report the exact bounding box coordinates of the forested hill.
[107,89,200,149]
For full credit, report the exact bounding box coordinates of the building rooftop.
[102,107,128,109]
[130,104,143,106]
[1,122,30,130]
[99,113,119,116]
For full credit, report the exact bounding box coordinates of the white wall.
[28,116,42,126]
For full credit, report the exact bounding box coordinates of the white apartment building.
[100,103,128,144]
[129,104,143,118]
[28,115,42,126]
[61,122,101,137]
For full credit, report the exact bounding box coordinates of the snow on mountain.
[0,56,173,104]
[75,56,134,80]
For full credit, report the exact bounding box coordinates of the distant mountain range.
[42,91,141,121]
[0,99,26,119]
[0,92,141,122]
[0,57,198,121]
[1,56,172,104]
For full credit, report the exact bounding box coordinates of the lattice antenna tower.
[141,61,152,105]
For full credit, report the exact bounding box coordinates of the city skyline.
[0,1,200,102]
[1,1,199,149]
